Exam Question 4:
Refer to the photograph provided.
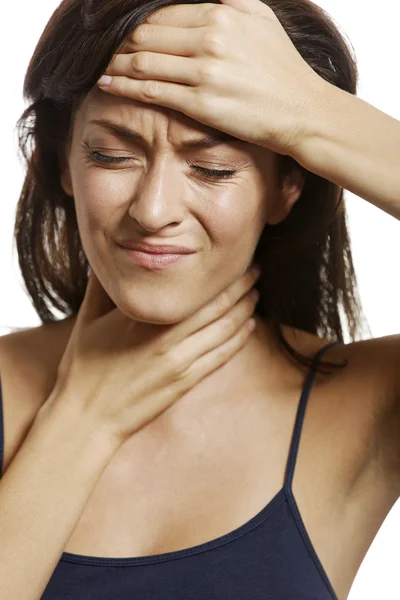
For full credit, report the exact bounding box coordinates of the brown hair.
[14,0,370,373]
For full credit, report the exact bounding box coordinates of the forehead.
[76,88,230,139]
[72,87,264,157]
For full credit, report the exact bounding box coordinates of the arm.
[0,398,120,600]
[292,81,400,481]
[292,80,400,221]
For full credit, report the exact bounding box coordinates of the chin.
[116,296,194,326]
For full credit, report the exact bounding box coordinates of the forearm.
[0,399,119,600]
[293,79,400,220]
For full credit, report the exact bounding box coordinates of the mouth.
[117,246,194,270]
[117,240,195,254]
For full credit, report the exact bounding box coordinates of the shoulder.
[333,333,400,420]
[320,330,399,487]
[283,324,399,410]
[0,317,75,393]
[0,317,75,392]
[0,318,74,473]
[282,324,400,485]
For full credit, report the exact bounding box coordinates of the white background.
[0,1,399,597]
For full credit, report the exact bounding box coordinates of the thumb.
[77,268,117,326]
[218,0,273,18]
[53,269,116,387]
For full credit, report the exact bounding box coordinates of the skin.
[59,85,308,418]
[60,86,305,326]
[3,74,396,600]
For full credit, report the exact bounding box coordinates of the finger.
[103,52,199,86]
[144,3,213,27]
[177,312,256,393]
[218,0,274,19]
[162,265,261,347]
[173,285,258,371]
[97,75,196,114]
[118,24,198,57]
[55,269,116,384]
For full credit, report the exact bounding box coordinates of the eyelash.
[88,150,238,180]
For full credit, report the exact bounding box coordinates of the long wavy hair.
[14,0,371,373]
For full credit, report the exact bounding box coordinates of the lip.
[119,247,192,270]
[117,241,195,254]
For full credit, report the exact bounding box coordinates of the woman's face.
[61,87,303,324]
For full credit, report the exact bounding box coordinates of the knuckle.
[215,342,229,364]
[219,315,235,338]
[165,349,186,380]
[214,289,231,314]
[198,59,220,84]
[175,368,193,394]
[208,5,229,27]
[142,79,160,101]
[192,88,212,113]
[131,24,148,48]
[131,52,148,73]
[201,30,225,58]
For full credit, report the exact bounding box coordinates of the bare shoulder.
[285,325,400,490]
[284,324,399,411]
[0,317,74,473]
[327,331,400,421]
[0,316,75,395]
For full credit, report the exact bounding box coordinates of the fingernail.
[97,75,112,86]
[247,318,256,332]
[249,289,260,302]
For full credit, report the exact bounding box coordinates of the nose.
[128,160,185,232]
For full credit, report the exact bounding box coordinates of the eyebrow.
[87,118,240,150]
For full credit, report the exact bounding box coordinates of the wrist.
[34,393,122,462]
[290,76,343,170]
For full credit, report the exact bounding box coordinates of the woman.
[0,0,399,598]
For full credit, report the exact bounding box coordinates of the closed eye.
[88,150,238,180]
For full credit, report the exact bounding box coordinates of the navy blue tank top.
[0,340,340,600]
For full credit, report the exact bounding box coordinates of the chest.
[57,378,394,600]
[1,343,398,600]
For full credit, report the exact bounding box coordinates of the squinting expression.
[61,86,287,325]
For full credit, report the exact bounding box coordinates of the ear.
[59,147,73,197]
[267,168,306,225]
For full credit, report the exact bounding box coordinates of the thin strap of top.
[284,340,341,493]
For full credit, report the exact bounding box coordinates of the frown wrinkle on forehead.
[87,117,240,151]
[75,87,253,157]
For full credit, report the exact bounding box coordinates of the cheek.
[206,191,267,249]
[73,165,130,226]
[69,165,133,272]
